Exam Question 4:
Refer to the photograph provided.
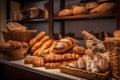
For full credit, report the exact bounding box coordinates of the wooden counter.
[0,54,86,80]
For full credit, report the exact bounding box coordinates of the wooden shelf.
[53,13,116,21]
[7,18,49,23]
[12,0,46,2]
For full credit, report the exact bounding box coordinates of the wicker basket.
[2,30,36,42]
[104,38,120,79]
[60,65,110,80]
[0,47,29,60]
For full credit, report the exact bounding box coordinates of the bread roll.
[72,6,88,15]
[113,29,120,38]
[29,31,46,47]
[58,9,73,16]
[85,1,99,10]
[31,35,50,52]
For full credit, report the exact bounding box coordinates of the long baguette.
[31,36,50,52]
[33,39,53,56]
[29,31,46,46]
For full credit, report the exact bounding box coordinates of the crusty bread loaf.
[53,37,78,53]
[90,2,115,14]
[58,9,73,16]
[85,1,99,10]
[7,22,27,31]
[29,31,46,47]
[72,6,88,15]
[31,35,50,52]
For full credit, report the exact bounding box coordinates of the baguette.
[44,53,80,62]
[29,31,46,47]
[33,39,53,56]
[31,36,50,52]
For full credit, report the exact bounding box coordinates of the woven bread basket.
[60,65,110,80]
[0,47,29,60]
[104,37,120,79]
[2,30,36,42]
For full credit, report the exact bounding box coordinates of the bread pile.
[0,40,29,60]
[29,31,55,56]
[0,40,28,49]
[66,31,110,73]
[25,32,85,68]
[58,0,115,17]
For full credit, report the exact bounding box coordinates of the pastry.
[58,9,73,16]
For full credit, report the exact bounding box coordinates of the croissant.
[29,31,46,47]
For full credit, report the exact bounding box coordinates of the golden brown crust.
[29,31,46,47]
[44,53,80,62]
[58,9,73,16]
[32,57,44,67]
[31,36,50,52]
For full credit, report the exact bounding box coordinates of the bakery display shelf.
[7,18,49,23]
[53,13,116,21]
